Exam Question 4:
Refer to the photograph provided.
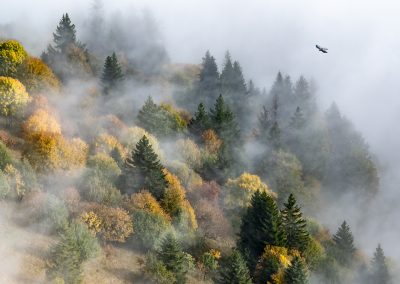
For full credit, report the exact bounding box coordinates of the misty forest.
[0,2,396,284]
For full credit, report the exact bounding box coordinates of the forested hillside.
[0,11,393,284]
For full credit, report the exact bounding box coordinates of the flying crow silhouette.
[316,45,328,53]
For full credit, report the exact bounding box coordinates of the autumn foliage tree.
[0,76,30,118]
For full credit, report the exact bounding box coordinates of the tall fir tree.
[119,135,167,200]
[284,256,308,284]
[209,94,240,143]
[220,51,235,94]
[52,13,77,53]
[238,190,286,271]
[137,97,175,137]
[281,194,309,252]
[157,233,188,284]
[332,221,356,265]
[196,51,220,108]
[215,250,252,284]
[257,105,272,142]
[42,13,92,81]
[101,52,124,95]
[188,102,210,137]
[369,244,391,284]
[269,121,281,150]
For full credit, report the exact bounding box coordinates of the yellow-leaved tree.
[17,56,60,94]
[0,76,31,117]
[126,190,171,222]
[224,172,276,209]
[161,169,197,230]
[0,40,27,76]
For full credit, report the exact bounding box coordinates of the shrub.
[47,221,100,283]
[0,141,12,170]
[132,210,171,250]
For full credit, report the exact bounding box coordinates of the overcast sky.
[2,0,400,258]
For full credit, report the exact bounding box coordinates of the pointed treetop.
[53,13,77,53]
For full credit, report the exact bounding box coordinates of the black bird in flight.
[316,45,328,53]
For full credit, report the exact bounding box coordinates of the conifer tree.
[220,51,235,94]
[209,94,240,143]
[157,233,188,284]
[119,135,167,200]
[370,244,391,284]
[281,194,309,252]
[215,250,252,284]
[332,221,356,265]
[101,52,124,94]
[188,102,210,137]
[238,190,286,271]
[284,256,308,284]
[52,13,77,53]
[258,106,272,142]
[197,51,220,107]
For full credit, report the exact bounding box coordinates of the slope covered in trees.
[0,9,393,284]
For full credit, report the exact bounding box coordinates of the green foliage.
[0,76,30,117]
[238,190,286,271]
[281,194,309,253]
[369,244,391,284]
[157,233,189,283]
[101,52,124,94]
[215,249,252,284]
[119,135,167,199]
[138,97,183,137]
[0,170,10,199]
[331,221,356,265]
[144,253,177,284]
[257,149,305,204]
[132,210,171,250]
[47,221,100,283]
[42,13,93,81]
[41,194,69,232]
[0,40,28,77]
[0,141,13,170]
[284,256,308,284]
[189,102,210,137]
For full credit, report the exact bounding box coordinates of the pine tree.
[370,244,391,284]
[238,190,286,271]
[52,13,77,53]
[220,51,235,94]
[137,97,175,137]
[101,52,124,94]
[284,256,308,284]
[119,135,167,200]
[332,221,356,265]
[209,94,240,143]
[257,106,272,142]
[215,250,252,284]
[281,194,309,252]
[157,233,188,284]
[188,102,210,137]
[197,51,220,108]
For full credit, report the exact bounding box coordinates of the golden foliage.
[23,109,88,171]
[0,40,27,76]
[127,190,171,222]
[0,76,31,116]
[161,170,186,216]
[120,126,161,157]
[83,205,133,243]
[80,211,102,235]
[17,56,60,94]
[4,164,25,200]
[181,199,198,230]
[224,172,276,209]
[93,133,126,157]
[202,129,222,154]
[23,108,61,137]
